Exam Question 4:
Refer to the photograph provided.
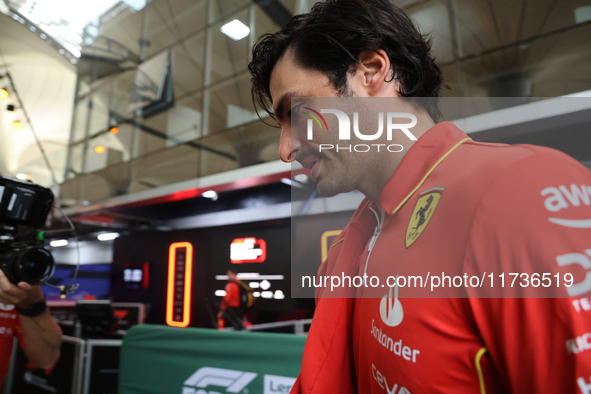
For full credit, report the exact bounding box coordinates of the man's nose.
[279,125,301,163]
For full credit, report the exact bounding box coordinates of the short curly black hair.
[248,0,446,123]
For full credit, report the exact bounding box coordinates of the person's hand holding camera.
[0,267,62,369]
[0,269,44,309]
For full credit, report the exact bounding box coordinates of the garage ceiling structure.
[0,0,589,234]
[0,12,76,186]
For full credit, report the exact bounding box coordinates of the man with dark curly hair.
[249,0,591,393]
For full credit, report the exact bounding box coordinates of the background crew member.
[217,269,250,329]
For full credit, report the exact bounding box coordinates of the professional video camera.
[0,176,68,285]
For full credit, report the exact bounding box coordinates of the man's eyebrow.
[273,91,301,123]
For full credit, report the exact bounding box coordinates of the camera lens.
[16,247,55,285]
[22,255,48,279]
[0,247,55,285]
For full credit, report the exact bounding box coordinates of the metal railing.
[223,318,313,335]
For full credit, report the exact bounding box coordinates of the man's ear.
[349,50,398,97]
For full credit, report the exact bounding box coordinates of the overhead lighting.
[294,174,309,183]
[202,190,218,200]
[215,290,227,297]
[0,89,8,99]
[98,232,119,241]
[12,121,24,130]
[575,5,591,23]
[281,177,306,189]
[220,19,250,41]
[94,145,105,154]
[16,173,28,180]
[50,240,68,248]
[282,177,306,188]
[110,127,119,134]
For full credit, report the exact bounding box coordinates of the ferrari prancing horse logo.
[406,187,444,248]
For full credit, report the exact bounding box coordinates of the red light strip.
[110,170,296,210]
[166,242,193,327]
[142,262,150,289]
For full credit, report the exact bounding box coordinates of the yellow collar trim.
[391,137,472,215]
[475,347,488,394]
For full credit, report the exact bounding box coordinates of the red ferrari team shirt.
[0,303,22,387]
[292,121,591,394]
[222,281,241,309]
[351,122,591,393]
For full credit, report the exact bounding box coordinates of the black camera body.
[0,243,55,285]
[0,177,56,285]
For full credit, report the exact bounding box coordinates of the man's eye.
[290,106,302,121]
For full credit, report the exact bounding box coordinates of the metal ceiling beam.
[254,0,292,28]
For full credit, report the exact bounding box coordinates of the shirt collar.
[378,121,471,215]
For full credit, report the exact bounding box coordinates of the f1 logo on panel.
[183,367,257,394]
[182,367,296,394]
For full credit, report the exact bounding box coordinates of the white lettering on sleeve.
[577,376,591,394]
[542,187,569,212]
[559,185,591,207]
[556,252,591,297]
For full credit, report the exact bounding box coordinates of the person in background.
[0,270,62,385]
[217,269,251,329]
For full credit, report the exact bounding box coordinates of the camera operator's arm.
[0,271,62,369]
